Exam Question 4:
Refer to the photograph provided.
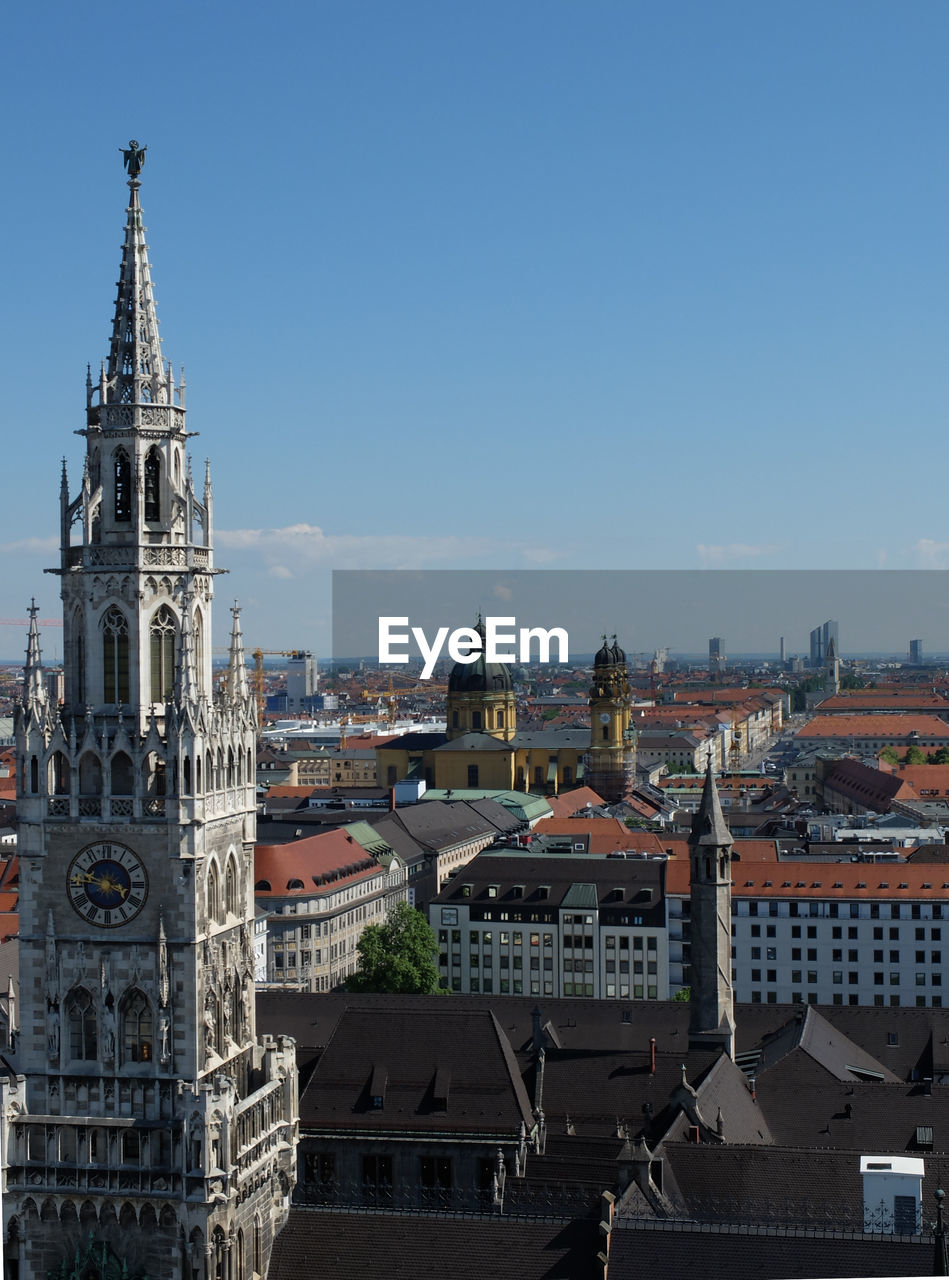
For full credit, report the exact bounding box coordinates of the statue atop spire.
[120,139,146,179]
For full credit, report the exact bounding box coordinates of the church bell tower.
[587,635,635,803]
[6,144,297,1280]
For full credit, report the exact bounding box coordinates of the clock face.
[599,712,611,724]
[67,841,148,928]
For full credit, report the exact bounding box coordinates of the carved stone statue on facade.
[46,1004,60,1058]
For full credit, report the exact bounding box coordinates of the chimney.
[389,786,397,812]
[531,1005,545,1053]
[649,1037,656,1075]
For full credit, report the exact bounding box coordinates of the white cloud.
[696,542,781,566]
[217,523,560,570]
[911,538,949,568]
[0,536,59,555]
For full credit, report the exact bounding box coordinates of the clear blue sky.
[4,1,949,657]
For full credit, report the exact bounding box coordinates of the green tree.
[671,987,691,1002]
[903,745,927,765]
[879,747,900,765]
[348,901,445,994]
[929,747,949,765]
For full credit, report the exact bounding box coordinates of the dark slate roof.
[462,796,524,832]
[383,799,498,850]
[270,1209,601,1280]
[607,1220,933,1280]
[299,1006,534,1134]
[362,812,428,866]
[658,1051,773,1146]
[510,729,591,749]
[432,852,666,917]
[432,732,514,753]
[530,1045,721,1141]
[757,1005,900,1083]
[755,1048,949,1154]
[379,732,447,750]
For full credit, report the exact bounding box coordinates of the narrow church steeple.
[687,759,735,1059]
[106,143,174,410]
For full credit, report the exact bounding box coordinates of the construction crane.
[251,649,297,725]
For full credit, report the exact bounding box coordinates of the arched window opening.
[144,447,161,522]
[140,751,167,799]
[30,756,38,794]
[193,610,205,697]
[48,751,70,795]
[225,858,237,916]
[496,710,504,728]
[207,862,221,923]
[150,605,176,703]
[111,752,133,796]
[75,629,85,705]
[183,756,192,793]
[79,753,102,796]
[102,607,130,704]
[205,750,213,791]
[121,990,153,1064]
[226,748,235,788]
[472,711,482,730]
[114,448,131,522]
[67,988,97,1060]
[196,755,203,793]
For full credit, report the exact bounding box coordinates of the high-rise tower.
[6,145,297,1280]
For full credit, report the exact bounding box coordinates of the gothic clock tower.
[5,145,297,1280]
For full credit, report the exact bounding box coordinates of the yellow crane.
[251,648,298,724]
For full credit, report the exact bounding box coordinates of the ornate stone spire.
[105,147,169,408]
[22,599,47,713]
[690,756,732,848]
[226,602,250,707]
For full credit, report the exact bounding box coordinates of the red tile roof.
[797,713,949,738]
[254,827,380,897]
[544,787,605,817]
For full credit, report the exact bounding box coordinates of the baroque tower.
[6,145,297,1280]
[445,618,516,742]
[687,760,735,1060]
[586,636,635,803]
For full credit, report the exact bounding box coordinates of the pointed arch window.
[102,607,130,704]
[193,610,205,697]
[67,988,97,1060]
[144,447,161,521]
[114,449,131,522]
[150,605,176,703]
[207,861,221,923]
[121,990,153,1063]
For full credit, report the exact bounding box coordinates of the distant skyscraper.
[810,620,838,668]
[287,649,318,711]
[910,639,924,664]
[709,637,724,678]
[823,619,839,657]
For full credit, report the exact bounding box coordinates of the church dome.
[594,638,614,668]
[448,620,514,693]
[610,639,626,665]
